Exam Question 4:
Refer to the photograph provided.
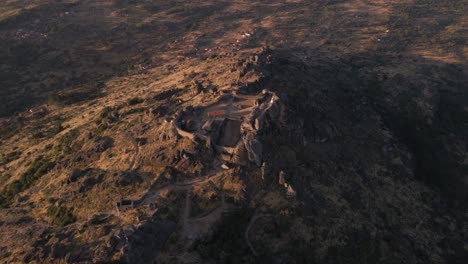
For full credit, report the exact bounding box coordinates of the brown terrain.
[0,0,467,263]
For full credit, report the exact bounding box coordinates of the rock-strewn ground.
[0,0,467,263]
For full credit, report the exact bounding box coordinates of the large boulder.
[232,143,248,165]
[158,121,179,141]
[278,170,286,186]
[243,132,262,166]
[254,114,264,131]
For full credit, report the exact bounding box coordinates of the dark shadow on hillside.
[244,48,468,263]
[265,47,467,206]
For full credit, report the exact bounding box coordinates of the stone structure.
[166,88,283,167]
[116,200,135,215]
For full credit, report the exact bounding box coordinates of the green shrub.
[59,129,80,146]
[99,106,115,119]
[47,205,76,227]
[0,172,12,184]
[55,129,79,155]
[0,156,55,207]
[43,122,64,138]
[97,106,119,127]
[1,151,21,165]
[122,107,147,117]
[127,97,144,105]
[0,196,7,208]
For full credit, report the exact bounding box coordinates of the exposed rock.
[243,132,262,166]
[106,234,120,249]
[94,136,114,152]
[232,141,248,165]
[278,170,286,186]
[158,121,179,141]
[202,119,222,132]
[261,162,269,180]
[254,115,264,131]
[286,185,296,198]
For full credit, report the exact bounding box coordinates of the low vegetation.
[1,151,21,165]
[0,0,466,262]
[0,121,18,141]
[48,85,101,106]
[367,80,468,202]
[47,205,76,227]
[126,97,144,105]
[30,119,65,140]
[0,156,55,208]
[54,129,80,156]
[96,106,118,127]
[195,208,254,263]
[0,172,12,186]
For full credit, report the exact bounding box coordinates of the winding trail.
[113,139,227,243]
[127,134,140,171]
[136,172,222,210]
[245,213,270,257]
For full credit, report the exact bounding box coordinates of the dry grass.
[0,0,466,262]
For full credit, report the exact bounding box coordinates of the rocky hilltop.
[0,1,467,263]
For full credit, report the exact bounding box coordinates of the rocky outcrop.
[242,132,262,167]
[158,120,179,141]
[168,83,283,168]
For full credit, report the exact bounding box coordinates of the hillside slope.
[0,1,467,263]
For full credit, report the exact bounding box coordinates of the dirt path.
[183,189,227,242]
[127,134,140,171]
[137,172,221,206]
[245,213,268,257]
[112,163,226,241]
